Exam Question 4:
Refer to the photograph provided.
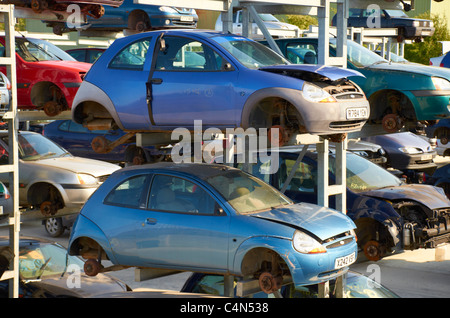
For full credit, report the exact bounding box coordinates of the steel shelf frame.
[0,4,19,299]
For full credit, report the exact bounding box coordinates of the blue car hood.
[369,61,450,80]
[260,64,365,81]
[251,202,355,241]
[364,184,450,210]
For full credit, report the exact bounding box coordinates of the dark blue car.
[43,120,165,164]
[84,0,198,32]
[230,147,450,261]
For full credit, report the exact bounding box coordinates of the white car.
[215,11,300,39]
[0,131,121,217]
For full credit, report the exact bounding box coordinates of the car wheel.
[44,217,65,237]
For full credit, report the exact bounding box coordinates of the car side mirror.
[223,63,233,71]
[215,204,225,216]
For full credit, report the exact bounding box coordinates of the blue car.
[228,147,450,261]
[72,30,370,143]
[43,120,165,164]
[68,163,357,291]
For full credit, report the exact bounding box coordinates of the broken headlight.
[303,83,337,103]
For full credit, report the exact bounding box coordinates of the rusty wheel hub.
[269,125,288,147]
[40,201,57,217]
[91,136,111,154]
[258,272,282,294]
[363,240,385,261]
[382,114,404,133]
[84,259,103,277]
[43,101,63,117]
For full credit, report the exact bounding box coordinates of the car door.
[136,173,230,271]
[100,173,153,265]
[149,35,239,128]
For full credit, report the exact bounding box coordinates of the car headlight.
[77,173,97,185]
[292,230,326,254]
[399,147,423,154]
[432,77,450,90]
[159,6,177,13]
[303,83,336,103]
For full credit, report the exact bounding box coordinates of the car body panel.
[332,8,434,40]
[0,36,91,111]
[228,147,450,255]
[0,131,120,214]
[0,236,129,298]
[73,30,369,136]
[69,163,357,287]
[266,37,450,122]
[362,132,436,170]
[84,0,198,31]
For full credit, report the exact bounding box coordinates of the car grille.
[329,120,365,130]
[97,175,111,183]
[323,231,355,249]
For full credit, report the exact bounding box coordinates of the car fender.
[24,179,68,205]
[72,81,124,130]
[230,235,297,276]
[240,87,304,129]
[68,214,118,264]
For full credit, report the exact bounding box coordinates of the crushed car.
[228,146,450,261]
[264,37,450,133]
[0,131,120,217]
[0,36,91,117]
[68,162,357,292]
[72,29,370,158]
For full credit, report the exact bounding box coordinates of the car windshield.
[213,35,289,69]
[205,169,292,214]
[259,14,279,22]
[330,152,402,193]
[384,9,409,18]
[18,242,85,280]
[330,38,388,67]
[16,37,77,62]
[3,133,70,161]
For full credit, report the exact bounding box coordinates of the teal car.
[266,38,450,132]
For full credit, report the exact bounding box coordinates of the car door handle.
[145,218,157,225]
[150,78,163,84]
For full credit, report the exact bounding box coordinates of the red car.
[0,36,91,116]
[4,1,123,18]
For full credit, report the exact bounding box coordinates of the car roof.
[0,235,53,247]
[121,161,240,180]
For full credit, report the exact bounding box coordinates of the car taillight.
[441,63,444,67]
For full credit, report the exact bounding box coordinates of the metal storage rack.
[0,4,19,298]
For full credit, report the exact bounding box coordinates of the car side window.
[278,158,317,193]
[149,174,219,215]
[104,174,151,209]
[155,36,225,71]
[285,43,317,64]
[109,37,151,70]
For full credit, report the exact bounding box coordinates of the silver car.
[0,131,121,217]
[0,72,10,111]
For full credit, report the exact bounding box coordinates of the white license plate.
[421,154,433,160]
[335,252,356,269]
[346,108,367,119]
[180,16,194,22]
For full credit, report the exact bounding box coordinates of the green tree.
[282,15,318,30]
[404,13,450,64]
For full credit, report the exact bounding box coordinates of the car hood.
[364,132,432,151]
[251,202,355,241]
[263,21,299,30]
[28,273,128,298]
[35,157,120,177]
[363,184,450,210]
[260,64,365,81]
[368,61,450,80]
[35,60,91,73]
